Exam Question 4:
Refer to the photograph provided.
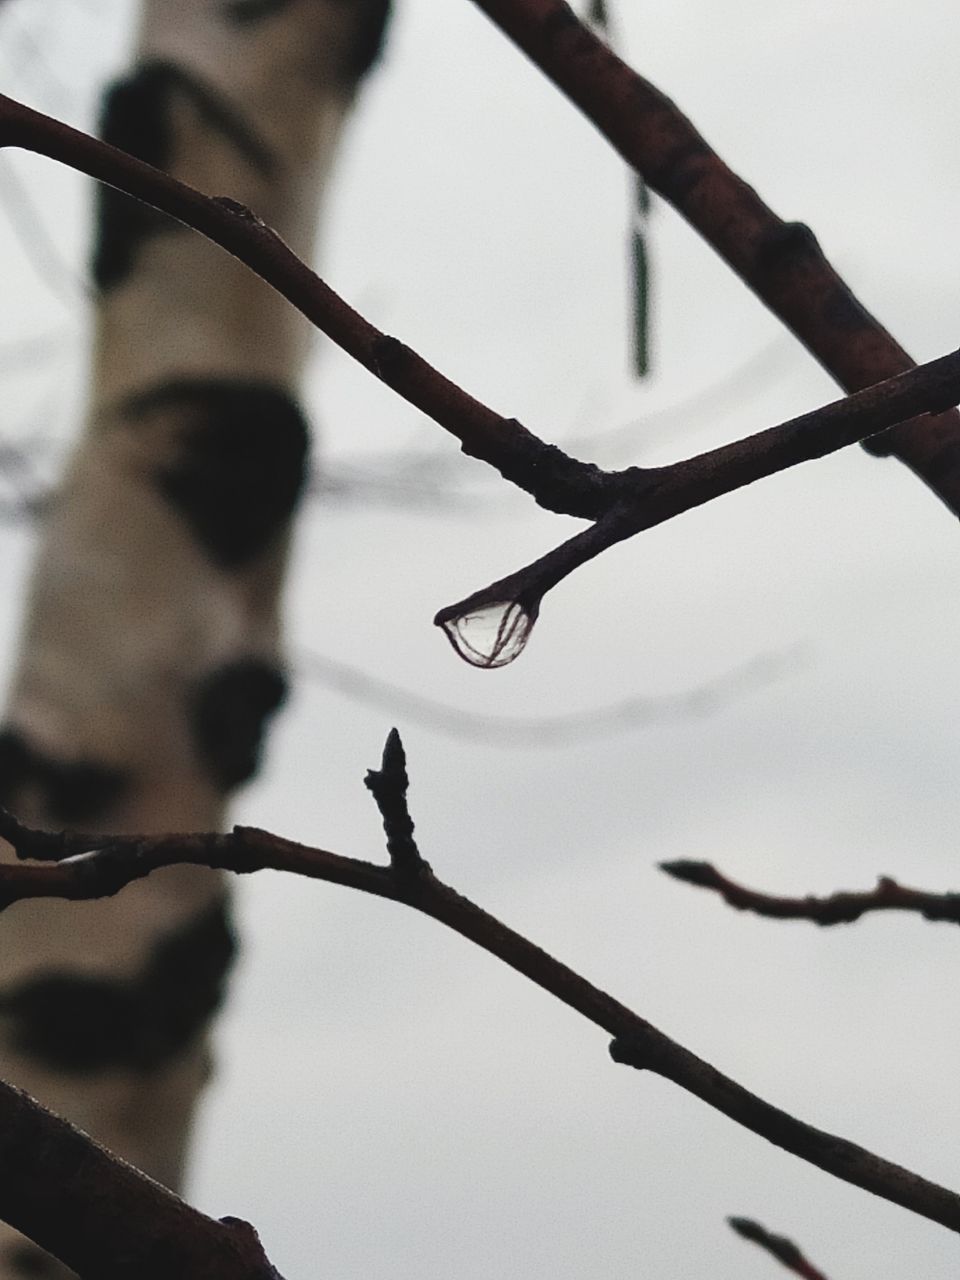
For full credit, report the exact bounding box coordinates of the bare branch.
[0,1079,282,1279]
[0,91,612,520]
[435,348,960,657]
[1,89,959,666]
[661,861,960,927]
[0,742,958,1237]
[728,1217,830,1280]
[469,0,960,515]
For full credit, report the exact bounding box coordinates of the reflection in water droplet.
[440,600,536,668]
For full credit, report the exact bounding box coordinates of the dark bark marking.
[222,0,295,22]
[222,0,391,78]
[349,0,392,81]
[0,731,130,827]
[0,900,236,1075]
[126,380,309,569]
[190,658,287,791]
[93,60,275,291]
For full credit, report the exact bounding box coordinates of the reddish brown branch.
[469,0,960,514]
[0,1079,281,1279]
[728,1217,830,1280]
[661,861,960,927]
[0,91,615,521]
[0,91,958,650]
[0,746,959,1239]
[435,347,960,636]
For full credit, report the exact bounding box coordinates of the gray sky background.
[0,1,959,1276]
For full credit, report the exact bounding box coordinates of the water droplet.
[439,600,536,668]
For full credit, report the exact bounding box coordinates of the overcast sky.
[0,1,959,1277]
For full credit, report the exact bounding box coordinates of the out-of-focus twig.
[728,1217,830,1280]
[297,647,799,746]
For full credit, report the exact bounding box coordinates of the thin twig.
[660,861,960,927]
[297,646,800,745]
[728,1217,830,1280]
[469,0,960,513]
[434,348,960,639]
[0,742,958,1237]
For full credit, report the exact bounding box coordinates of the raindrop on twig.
[438,599,537,669]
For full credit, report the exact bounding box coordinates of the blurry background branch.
[728,1217,830,1280]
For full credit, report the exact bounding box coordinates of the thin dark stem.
[661,861,960,927]
[728,1217,830,1280]
[469,0,960,515]
[0,772,958,1237]
[297,645,798,745]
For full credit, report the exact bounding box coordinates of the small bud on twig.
[364,729,426,877]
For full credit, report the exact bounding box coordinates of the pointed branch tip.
[659,859,722,888]
[364,729,424,877]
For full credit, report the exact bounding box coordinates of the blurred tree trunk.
[0,1,389,1274]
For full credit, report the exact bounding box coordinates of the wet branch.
[728,1217,830,1280]
[0,93,959,662]
[0,736,959,1242]
[434,348,960,640]
[469,0,960,513]
[660,861,960,927]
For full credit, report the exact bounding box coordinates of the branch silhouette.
[661,861,960,927]
[729,1217,830,1279]
[470,0,960,510]
[0,734,958,1241]
[0,89,959,662]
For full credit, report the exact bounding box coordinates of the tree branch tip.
[726,1216,806,1268]
[364,729,424,876]
[659,859,721,888]
[381,726,407,776]
[363,726,409,792]
[727,1215,761,1238]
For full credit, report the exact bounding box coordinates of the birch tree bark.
[0,1,389,1274]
